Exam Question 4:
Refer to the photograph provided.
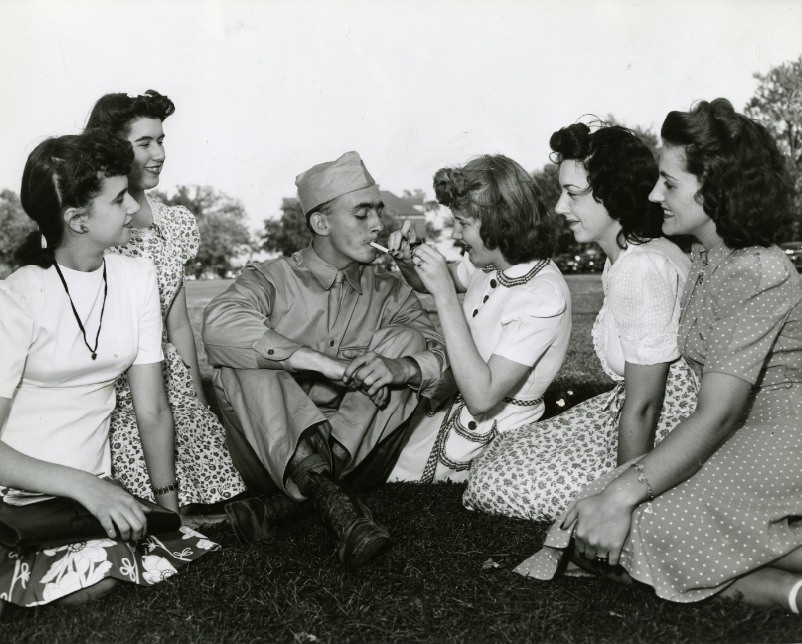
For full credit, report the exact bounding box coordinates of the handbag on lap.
[0,495,181,552]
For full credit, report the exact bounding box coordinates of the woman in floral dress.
[0,130,215,608]
[464,124,696,521]
[519,98,802,612]
[86,91,245,509]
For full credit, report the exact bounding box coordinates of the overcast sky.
[2,0,801,231]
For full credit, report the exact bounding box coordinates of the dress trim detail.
[495,259,550,287]
[420,396,498,483]
[502,396,544,407]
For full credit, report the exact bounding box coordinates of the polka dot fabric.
[517,244,802,603]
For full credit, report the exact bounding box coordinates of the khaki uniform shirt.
[202,246,448,398]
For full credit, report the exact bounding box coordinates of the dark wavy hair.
[433,154,556,263]
[660,98,793,248]
[14,130,134,267]
[550,122,662,249]
[85,89,175,136]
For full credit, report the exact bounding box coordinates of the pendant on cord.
[53,260,108,361]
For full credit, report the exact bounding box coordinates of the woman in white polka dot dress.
[517,98,802,613]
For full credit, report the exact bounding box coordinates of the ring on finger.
[594,554,609,564]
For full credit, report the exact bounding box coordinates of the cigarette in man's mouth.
[369,242,389,253]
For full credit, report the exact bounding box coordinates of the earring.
[79,223,89,233]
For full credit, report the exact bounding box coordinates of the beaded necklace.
[472,259,550,318]
[53,260,108,360]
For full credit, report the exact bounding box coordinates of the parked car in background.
[554,253,583,273]
[780,241,802,272]
[554,250,605,273]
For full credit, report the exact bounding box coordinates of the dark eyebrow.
[114,187,127,200]
[133,134,165,143]
[659,170,677,180]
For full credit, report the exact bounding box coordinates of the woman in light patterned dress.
[386,154,571,483]
[0,130,215,608]
[518,98,802,612]
[86,90,245,511]
[464,124,696,521]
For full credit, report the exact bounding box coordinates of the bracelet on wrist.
[152,481,178,496]
[630,462,655,501]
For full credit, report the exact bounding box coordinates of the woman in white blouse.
[386,154,571,483]
[0,130,213,609]
[464,123,696,520]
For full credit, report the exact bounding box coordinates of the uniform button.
[490,279,497,288]
[330,340,335,346]
[472,309,478,317]
[468,421,477,430]
[267,349,274,355]
[483,295,489,302]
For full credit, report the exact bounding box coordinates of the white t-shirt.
[0,254,163,480]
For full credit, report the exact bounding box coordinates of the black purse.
[0,496,181,553]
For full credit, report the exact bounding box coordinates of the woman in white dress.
[464,124,696,521]
[386,154,571,483]
[0,130,214,608]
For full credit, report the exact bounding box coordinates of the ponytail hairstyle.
[549,121,662,249]
[660,98,794,248]
[14,130,134,267]
[85,89,175,136]
[433,154,556,263]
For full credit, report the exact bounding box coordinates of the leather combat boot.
[225,493,309,544]
[302,470,391,570]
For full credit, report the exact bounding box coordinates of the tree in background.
[745,55,802,237]
[0,189,36,275]
[154,185,253,278]
[262,198,312,257]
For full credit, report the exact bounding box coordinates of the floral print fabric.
[0,526,217,607]
[107,196,245,505]
[463,358,697,520]
[463,240,694,520]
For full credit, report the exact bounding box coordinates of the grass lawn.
[3,275,800,643]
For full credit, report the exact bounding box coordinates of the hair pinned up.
[434,154,556,264]
[85,89,175,136]
[14,130,133,267]
[660,98,793,248]
[549,121,663,248]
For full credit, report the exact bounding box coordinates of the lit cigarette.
[369,242,389,253]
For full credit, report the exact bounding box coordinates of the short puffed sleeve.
[704,249,798,384]
[608,251,683,365]
[494,278,568,366]
[0,284,34,398]
[455,255,478,291]
[172,205,200,265]
[133,260,164,365]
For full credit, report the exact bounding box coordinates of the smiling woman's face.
[555,160,618,247]
[649,145,714,243]
[125,117,166,192]
[83,175,139,249]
